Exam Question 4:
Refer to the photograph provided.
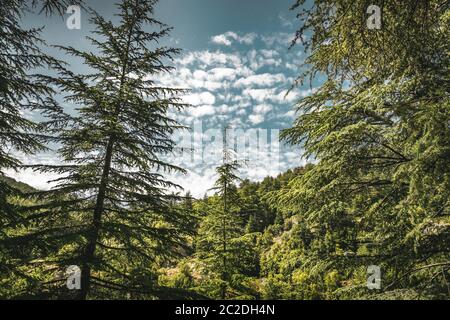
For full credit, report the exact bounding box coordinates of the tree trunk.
[221,179,227,299]
[78,136,115,300]
[77,20,134,300]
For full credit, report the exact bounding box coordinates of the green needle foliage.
[0,0,61,192]
[1,0,448,301]
[197,162,242,299]
[14,0,193,299]
[0,0,72,297]
[195,161,259,299]
[268,0,450,299]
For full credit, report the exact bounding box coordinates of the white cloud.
[5,168,59,190]
[211,34,232,46]
[188,105,216,117]
[210,31,258,46]
[260,49,279,58]
[238,33,258,45]
[216,104,241,114]
[187,79,224,91]
[271,89,298,103]
[208,67,238,81]
[242,87,315,105]
[169,168,218,198]
[254,104,273,114]
[193,70,208,79]
[243,88,275,102]
[235,73,285,88]
[178,50,243,68]
[272,88,316,103]
[183,92,216,105]
[285,62,298,71]
[261,32,293,47]
[246,49,283,71]
[249,114,265,125]
[283,110,296,118]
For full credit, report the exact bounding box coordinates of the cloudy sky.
[9,0,318,197]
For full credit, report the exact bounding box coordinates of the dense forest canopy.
[270,0,449,299]
[0,0,448,300]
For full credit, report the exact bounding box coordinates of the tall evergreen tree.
[21,0,193,299]
[0,0,61,207]
[270,0,449,299]
[195,138,259,299]
[196,161,243,299]
[0,0,78,297]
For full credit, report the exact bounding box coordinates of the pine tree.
[21,0,193,299]
[0,0,61,205]
[270,0,449,299]
[195,127,259,299]
[0,0,77,297]
[196,161,244,299]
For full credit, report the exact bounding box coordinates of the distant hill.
[0,175,37,193]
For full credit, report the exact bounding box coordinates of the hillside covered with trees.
[0,0,449,300]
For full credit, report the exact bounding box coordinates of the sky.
[8,0,318,198]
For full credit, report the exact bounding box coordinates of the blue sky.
[11,0,316,197]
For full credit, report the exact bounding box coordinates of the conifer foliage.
[1,0,448,301]
[0,0,71,296]
[196,161,243,298]
[269,0,450,299]
[195,136,260,299]
[0,0,59,202]
[21,0,192,299]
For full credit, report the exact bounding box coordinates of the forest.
[0,0,449,300]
